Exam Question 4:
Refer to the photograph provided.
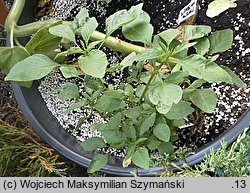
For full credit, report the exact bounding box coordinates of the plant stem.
[139,72,156,104]
[91,31,146,55]
[10,24,14,48]
[5,0,146,55]
[14,37,22,47]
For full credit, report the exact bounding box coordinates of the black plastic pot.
[9,0,250,176]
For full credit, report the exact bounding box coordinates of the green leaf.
[209,29,233,54]
[107,112,122,130]
[120,52,136,70]
[94,95,126,113]
[155,114,167,124]
[0,46,30,74]
[135,138,148,145]
[209,54,220,62]
[67,100,88,111]
[87,154,108,173]
[128,3,144,17]
[74,117,87,131]
[201,61,233,83]
[122,13,153,44]
[80,17,98,43]
[181,55,233,84]
[79,49,108,78]
[102,130,124,144]
[114,3,146,41]
[125,144,136,160]
[139,113,156,136]
[164,71,189,84]
[80,137,107,151]
[106,9,135,36]
[72,8,89,30]
[124,106,143,119]
[147,139,161,150]
[26,24,62,55]
[189,89,217,113]
[183,79,207,99]
[60,65,78,78]
[173,42,197,55]
[87,40,103,52]
[156,103,172,115]
[132,147,149,170]
[104,89,125,99]
[57,83,79,100]
[165,101,194,120]
[139,71,161,84]
[55,47,84,61]
[91,89,103,100]
[220,66,246,88]
[84,75,102,90]
[171,63,182,73]
[172,119,185,128]
[158,29,180,46]
[148,83,182,114]
[5,54,59,81]
[49,24,76,42]
[123,123,137,141]
[106,64,122,72]
[124,84,134,97]
[149,83,183,105]
[158,142,174,155]
[0,47,7,52]
[183,25,211,41]
[133,47,164,61]
[181,54,207,78]
[91,123,107,131]
[153,123,171,142]
[135,85,146,97]
[194,37,210,55]
[206,0,237,18]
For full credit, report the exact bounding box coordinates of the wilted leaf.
[206,0,237,18]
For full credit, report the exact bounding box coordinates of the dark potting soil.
[38,0,249,152]
[176,0,250,149]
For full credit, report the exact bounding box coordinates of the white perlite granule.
[38,70,105,142]
[40,0,108,21]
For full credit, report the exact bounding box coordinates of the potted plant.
[1,0,249,176]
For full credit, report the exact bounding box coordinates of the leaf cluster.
[0,3,246,173]
[154,128,250,177]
